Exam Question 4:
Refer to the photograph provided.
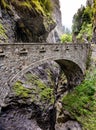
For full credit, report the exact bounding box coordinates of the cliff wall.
[0,0,63,43]
[47,0,63,43]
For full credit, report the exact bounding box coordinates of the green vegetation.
[1,0,52,15]
[0,23,6,35]
[13,81,31,98]
[62,68,96,130]
[60,34,72,43]
[72,6,85,35]
[13,72,54,104]
[0,23,8,42]
[1,0,9,8]
[76,23,92,42]
[26,73,54,104]
[34,79,54,103]
[82,6,93,24]
[39,0,53,14]
[72,4,93,42]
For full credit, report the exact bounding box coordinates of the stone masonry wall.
[0,43,90,108]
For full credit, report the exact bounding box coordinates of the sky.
[60,0,87,29]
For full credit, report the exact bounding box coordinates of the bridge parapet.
[0,43,90,64]
[0,43,90,106]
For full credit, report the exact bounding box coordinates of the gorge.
[0,0,96,130]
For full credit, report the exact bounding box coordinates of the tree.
[72,3,93,42]
[76,23,92,42]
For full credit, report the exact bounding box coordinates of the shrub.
[60,34,72,43]
[76,23,92,42]
[62,68,96,130]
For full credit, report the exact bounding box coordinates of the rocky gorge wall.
[0,1,64,130]
[0,0,63,43]
[0,0,85,130]
[47,0,63,43]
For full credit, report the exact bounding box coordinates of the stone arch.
[9,56,84,88]
[55,59,84,89]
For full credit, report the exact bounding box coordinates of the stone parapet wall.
[0,43,90,107]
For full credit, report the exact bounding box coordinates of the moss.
[0,23,5,35]
[0,23,8,42]
[16,0,45,15]
[1,0,9,8]
[46,68,55,87]
[13,81,32,98]
[14,72,54,104]
[34,79,54,104]
[44,15,56,32]
[39,0,53,14]
[1,0,52,16]
[18,1,32,9]
[62,68,96,130]
[26,71,55,103]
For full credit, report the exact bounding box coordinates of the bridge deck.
[0,42,91,106]
[0,43,90,45]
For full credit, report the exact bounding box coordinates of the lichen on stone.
[13,72,54,105]
[0,22,8,42]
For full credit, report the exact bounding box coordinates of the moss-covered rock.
[12,72,55,107]
[1,0,53,15]
[0,0,56,43]
[62,68,96,130]
[5,66,58,130]
[0,22,8,42]
[13,81,32,98]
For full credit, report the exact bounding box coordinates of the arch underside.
[9,56,84,88]
[55,59,84,88]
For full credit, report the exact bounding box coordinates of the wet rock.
[0,62,60,130]
[55,121,82,130]
[0,103,56,130]
[0,105,42,130]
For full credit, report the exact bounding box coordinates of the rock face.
[86,0,93,6]
[0,0,63,43]
[0,105,43,130]
[0,0,56,43]
[0,101,56,130]
[0,62,59,130]
[55,121,82,130]
[0,1,82,130]
[0,61,82,130]
[0,9,15,43]
[47,0,63,43]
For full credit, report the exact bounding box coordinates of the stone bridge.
[0,43,90,106]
